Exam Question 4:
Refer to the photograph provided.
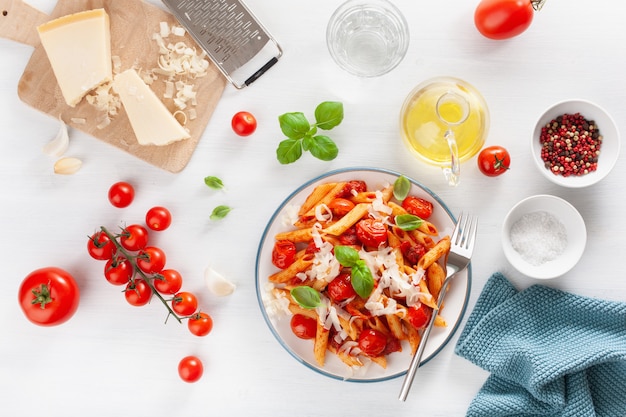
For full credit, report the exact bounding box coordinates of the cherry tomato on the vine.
[231,111,257,136]
[271,240,297,269]
[178,355,203,383]
[290,314,317,339]
[326,272,357,303]
[120,224,149,252]
[407,303,433,329]
[187,312,213,337]
[153,269,183,295]
[402,196,434,219]
[477,145,511,177]
[136,247,166,274]
[358,329,387,357]
[87,231,116,260]
[474,0,543,40]
[18,267,80,326]
[172,291,198,316]
[356,218,388,248]
[124,279,152,306]
[104,256,133,286]
[145,206,172,231]
[108,181,135,208]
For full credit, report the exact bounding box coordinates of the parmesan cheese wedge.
[113,69,190,146]
[37,9,112,107]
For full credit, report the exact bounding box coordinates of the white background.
[1,0,625,416]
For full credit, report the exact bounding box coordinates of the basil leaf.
[334,245,360,267]
[351,260,374,299]
[314,101,344,130]
[276,138,303,164]
[395,214,423,231]
[393,175,411,201]
[308,135,338,161]
[210,205,232,220]
[204,176,224,190]
[290,286,322,309]
[278,112,310,139]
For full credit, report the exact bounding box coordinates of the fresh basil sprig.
[334,245,374,299]
[276,101,344,164]
[291,286,322,309]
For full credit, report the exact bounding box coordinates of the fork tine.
[451,212,464,244]
[465,214,478,252]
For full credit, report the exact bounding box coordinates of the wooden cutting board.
[0,0,227,173]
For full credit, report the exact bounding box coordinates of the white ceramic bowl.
[531,99,620,188]
[502,195,586,280]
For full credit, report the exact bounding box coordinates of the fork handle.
[398,278,452,401]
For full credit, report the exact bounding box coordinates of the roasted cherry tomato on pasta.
[290,314,317,339]
[172,291,198,316]
[178,355,204,383]
[337,180,367,198]
[188,312,213,337]
[108,181,135,208]
[104,256,133,286]
[358,329,387,357]
[153,269,183,295]
[145,206,172,231]
[326,272,357,303]
[474,0,544,40]
[328,198,355,217]
[120,224,149,252]
[401,196,434,219]
[407,303,433,329]
[231,111,257,136]
[272,240,297,269]
[356,218,388,247]
[124,278,152,306]
[400,241,427,266]
[87,231,116,260]
[136,246,166,274]
[477,145,511,177]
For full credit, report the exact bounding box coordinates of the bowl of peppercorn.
[531,99,620,188]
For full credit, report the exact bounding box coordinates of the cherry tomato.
[145,206,172,231]
[104,256,133,286]
[271,240,297,269]
[231,111,257,136]
[108,181,135,208]
[290,314,317,339]
[338,226,359,246]
[402,196,434,219]
[358,329,387,357]
[337,180,367,198]
[18,267,80,326]
[474,0,540,40]
[136,247,166,274]
[124,279,152,306]
[407,303,433,329]
[153,269,183,295]
[326,272,356,303]
[178,355,203,383]
[328,198,355,217]
[87,231,116,260]
[120,224,149,252]
[356,218,388,247]
[477,145,511,177]
[188,312,213,337]
[172,291,198,316]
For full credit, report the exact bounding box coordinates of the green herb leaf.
[290,286,322,309]
[210,205,232,220]
[393,175,411,201]
[204,176,224,190]
[335,245,360,267]
[276,138,303,164]
[314,101,344,130]
[301,134,314,152]
[308,136,338,161]
[395,214,423,231]
[351,260,374,299]
[278,112,310,139]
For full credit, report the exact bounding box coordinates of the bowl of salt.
[502,194,587,280]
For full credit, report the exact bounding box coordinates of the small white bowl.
[531,99,620,188]
[502,195,586,280]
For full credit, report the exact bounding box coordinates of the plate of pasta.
[255,167,471,382]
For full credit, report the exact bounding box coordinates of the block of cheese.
[37,9,112,107]
[113,69,190,146]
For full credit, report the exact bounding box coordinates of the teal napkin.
[455,272,626,417]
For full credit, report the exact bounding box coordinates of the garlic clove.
[54,157,82,175]
[43,121,70,157]
[204,266,236,296]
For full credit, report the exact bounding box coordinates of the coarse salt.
[510,211,567,266]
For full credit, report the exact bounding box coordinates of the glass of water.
[326,0,410,77]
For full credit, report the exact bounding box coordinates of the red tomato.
[326,272,356,303]
[231,111,257,136]
[120,224,149,252]
[188,312,213,337]
[337,180,367,198]
[136,247,166,274]
[402,196,434,219]
[153,269,183,295]
[338,226,359,246]
[124,279,152,306]
[474,0,541,40]
[400,241,427,266]
[358,329,387,357]
[87,231,116,260]
[178,356,203,383]
[356,218,388,247]
[407,303,433,329]
[108,181,135,208]
[145,206,172,231]
[172,291,198,316]
[328,198,355,217]
[18,267,80,326]
[104,256,133,286]
[290,314,317,339]
[271,240,297,269]
[477,145,511,177]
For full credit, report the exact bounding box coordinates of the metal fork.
[398,213,478,401]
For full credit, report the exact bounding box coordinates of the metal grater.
[162,0,282,89]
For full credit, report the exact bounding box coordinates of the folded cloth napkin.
[455,272,626,417]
